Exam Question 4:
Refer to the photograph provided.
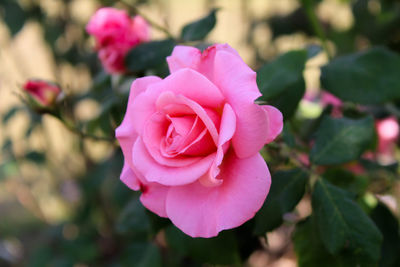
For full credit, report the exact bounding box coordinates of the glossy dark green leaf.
[165,225,240,265]
[310,116,375,165]
[120,242,161,267]
[312,179,382,261]
[116,196,151,235]
[371,203,400,267]
[321,47,400,104]
[181,9,218,41]
[323,168,368,196]
[254,169,308,234]
[1,1,26,36]
[125,39,175,72]
[257,50,307,118]
[293,217,359,267]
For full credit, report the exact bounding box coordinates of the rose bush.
[86,7,150,74]
[116,44,283,237]
[23,79,61,107]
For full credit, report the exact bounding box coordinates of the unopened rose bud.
[23,79,62,107]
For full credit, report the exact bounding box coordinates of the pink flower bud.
[23,79,61,107]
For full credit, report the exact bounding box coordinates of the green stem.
[303,0,332,59]
[49,110,115,143]
[63,121,115,143]
[120,0,175,39]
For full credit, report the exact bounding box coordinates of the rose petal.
[167,46,201,73]
[120,161,140,191]
[121,160,169,217]
[262,105,283,143]
[132,138,216,186]
[130,81,164,135]
[166,151,271,238]
[140,181,169,218]
[199,103,236,187]
[232,103,272,158]
[167,44,240,83]
[156,91,220,145]
[86,8,132,43]
[212,50,274,158]
[180,128,216,156]
[116,76,161,167]
[142,112,202,167]
[132,15,150,42]
[152,68,225,108]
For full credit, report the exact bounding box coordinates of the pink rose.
[116,44,283,237]
[23,79,61,107]
[86,8,150,74]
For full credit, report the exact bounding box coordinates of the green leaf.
[1,1,26,36]
[254,168,308,234]
[360,158,398,174]
[321,47,400,104]
[2,106,22,124]
[181,9,218,41]
[120,242,161,267]
[257,50,307,118]
[310,116,375,165]
[116,195,151,235]
[165,225,240,265]
[25,151,46,164]
[323,168,368,196]
[371,203,400,267]
[125,39,176,72]
[282,123,296,147]
[293,217,360,267]
[312,179,382,261]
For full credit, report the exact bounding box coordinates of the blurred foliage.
[1,0,400,266]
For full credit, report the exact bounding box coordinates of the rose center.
[160,114,216,157]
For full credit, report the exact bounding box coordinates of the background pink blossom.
[86,8,150,74]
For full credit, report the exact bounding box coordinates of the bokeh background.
[1,0,399,266]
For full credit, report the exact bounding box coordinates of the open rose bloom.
[86,7,150,74]
[116,44,283,237]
